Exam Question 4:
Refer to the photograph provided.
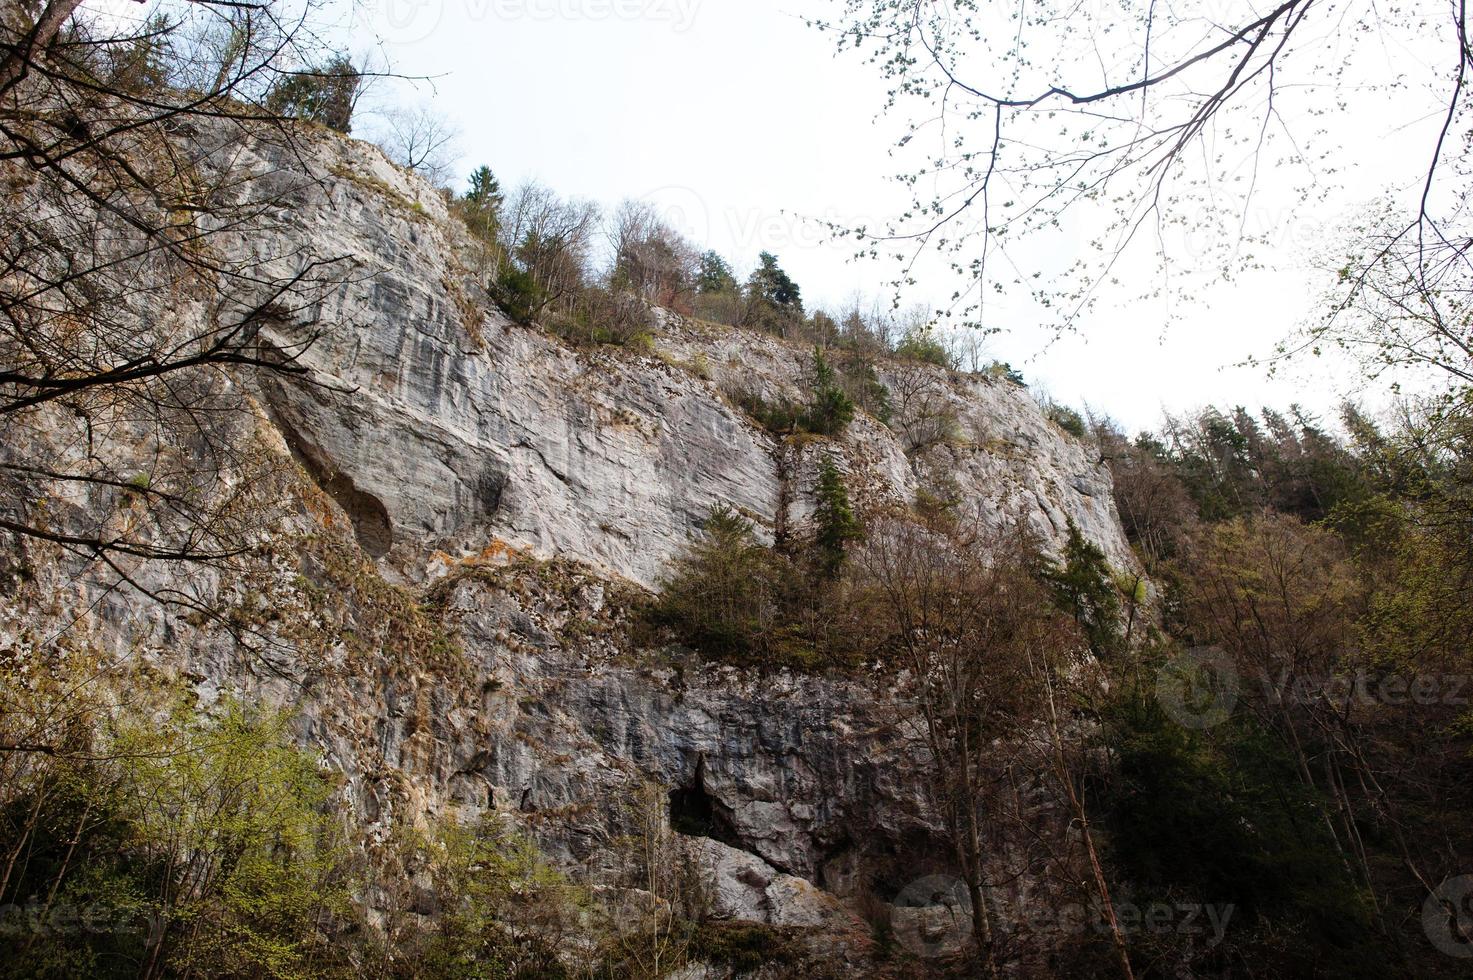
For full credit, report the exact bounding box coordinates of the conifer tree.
[814,456,861,577]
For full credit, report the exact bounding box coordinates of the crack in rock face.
[263,390,394,557]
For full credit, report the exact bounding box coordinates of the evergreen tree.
[466,165,504,210]
[461,165,504,243]
[696,250,738,294]
[746,251,802,312]
[814,456,861,576]
[800,348,856,436]
[264,53,361,133]
[1043,519,1121,656]
[742,252,804,333]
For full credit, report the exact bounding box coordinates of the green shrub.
[1041,518,1121,656]
[408,817,586,980]
[545,286,654,349]
[1103,682,1379,977]
[654,506,797,660]
[264,54,361,133]
[894,327,955,369]
[692,290,744,326]
[0,694,357,979]
[455,165,504,245]
[491,266,545,325]
[986,360,1026,385]
[730,388,802,434]
[696,250,738,295]
[1045,402,1088,439]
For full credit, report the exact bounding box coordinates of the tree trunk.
[0,0,84,95]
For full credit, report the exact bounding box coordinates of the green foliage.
[410,817,584,979]
[0,694,355,979]
[1044,402,1087,439]
[1042,519,1120,656]
[727,350,857,438]
[746,251,802,311]
[653,505,800,661]
[458,165,504,243]
[813,456,861,577]
[1103,680,1380,977]
[491,265,546,325]
[985,360,1025,385]
[546,285,653,348]
[893,327,954,368]
[695,250,738,295]
[729,387,802,434]
[651,505,853,669]
[264,54,361,133]
[465,165,504,211]
[799,348,855,436]
[742,252,804,334]
[105,13,173,92]
[1140,405,1372,524]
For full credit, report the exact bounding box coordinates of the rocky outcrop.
[217,131,1132,588]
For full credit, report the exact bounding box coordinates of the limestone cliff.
[225,131,1131,588]
[2,122,1135,975]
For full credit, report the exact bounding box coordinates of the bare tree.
[886,361,960,455]
[606,779,701,979]
[608,199,699,311]
[856,515,1068,976]
[0,0,370,631]
[371,102,461,186]
[814,1,1473,338]
[499,180,601,318]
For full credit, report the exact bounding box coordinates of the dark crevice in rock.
[867,829,957,902]
[477,466,509,517]
[669,757,741,848]
[262,396,393,557]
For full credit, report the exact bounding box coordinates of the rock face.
[229,133,1132,587]
[430,566,944,893]
[3,122,1135,973]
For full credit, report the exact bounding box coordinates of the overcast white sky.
[337,0,1445,432]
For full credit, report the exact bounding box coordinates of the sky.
[330,0,1447,433]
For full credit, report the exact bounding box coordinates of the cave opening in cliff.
[668,777,740,847]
